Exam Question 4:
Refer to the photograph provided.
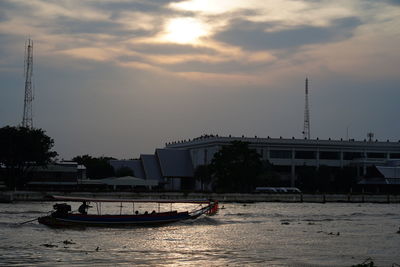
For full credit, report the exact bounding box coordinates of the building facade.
[26,161,86,189]
[166,135,400,186]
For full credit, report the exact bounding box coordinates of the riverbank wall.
[1,191,400,203]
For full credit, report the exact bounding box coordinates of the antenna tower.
[22,38,34,128]
[367,132,374,142]
[302,77,310,139]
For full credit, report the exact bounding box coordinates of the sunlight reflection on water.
[1,202,400,266]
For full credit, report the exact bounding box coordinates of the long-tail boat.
[38,195,219,227]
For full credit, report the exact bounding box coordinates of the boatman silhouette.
[78,201,90,215]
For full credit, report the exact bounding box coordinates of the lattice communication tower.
[22,38,34,128]
[302,77,310,139]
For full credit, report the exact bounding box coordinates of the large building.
[165,135,400,187]
[108,135,400,191]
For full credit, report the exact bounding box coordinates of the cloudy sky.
[1,0,400,159]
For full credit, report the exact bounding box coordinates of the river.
[1,201,399,266]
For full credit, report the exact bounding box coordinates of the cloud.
[45,17,137,36]
[0,9,8,23]
[170,0,356,30]
[0,34,25,72]
[90,0,178,15]
[215,17,362,51]
[387,0,400,5]
[167,60,267,74]
[128,42,215,55]
[1,0,400,159]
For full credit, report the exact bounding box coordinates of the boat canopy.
[49,195,211,204]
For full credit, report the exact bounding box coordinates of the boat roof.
[50,195,211,204]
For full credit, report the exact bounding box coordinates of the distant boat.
[38,195,219,227]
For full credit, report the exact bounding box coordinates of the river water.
[0,201,399,266]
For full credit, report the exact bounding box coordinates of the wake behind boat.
[38,195,218,227]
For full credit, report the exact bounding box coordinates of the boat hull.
[38,211,196,227]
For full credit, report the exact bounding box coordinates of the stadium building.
[111,135,400,190]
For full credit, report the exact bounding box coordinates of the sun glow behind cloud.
[0,0,398,82]
[161,17,210,44]
[170,0,355,32]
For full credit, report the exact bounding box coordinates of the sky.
[1,0,400,160]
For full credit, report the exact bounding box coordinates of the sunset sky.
[1,0,400,159]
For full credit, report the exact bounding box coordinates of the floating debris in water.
[351,257,376,267]
[41,243,57,248]
[281,221,290,225]
[317,231,340,236]
[63,240,75,245]
[396,227,400,234]
[327,232,340,236]
[95,247,100,251]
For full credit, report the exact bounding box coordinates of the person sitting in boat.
[78,201,91,215]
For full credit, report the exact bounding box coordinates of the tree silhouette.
[115,166,134,177]
[72,155,115,179]
[194,165,212,191]
[209,141,263,192]
[0,126,57,188]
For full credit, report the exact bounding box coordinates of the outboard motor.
[52,203,71,218]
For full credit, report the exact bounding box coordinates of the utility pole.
[22,38,34,128]
[302,77,310,139]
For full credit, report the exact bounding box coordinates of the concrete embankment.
[1,191,400,203]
